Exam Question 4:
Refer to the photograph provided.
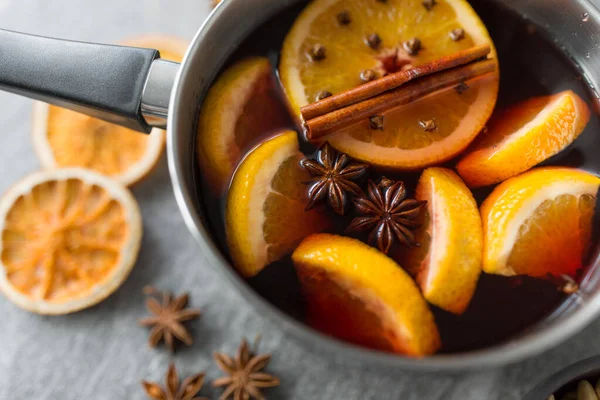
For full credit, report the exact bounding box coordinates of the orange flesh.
[341,75,484,149]
[472,96,552,150]
[297,0,479,102]
[1,179,128,302]
[233,73,290,155]
[298,267,403,352]
[264,155,328,263]
[507,193,596,277]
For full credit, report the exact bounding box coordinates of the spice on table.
[348,178,427,254]
[138,286,202,352]
[212,337,280,400]
[142,363,207,400]
[300,142,368,215]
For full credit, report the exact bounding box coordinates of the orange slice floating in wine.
[457,90,591,188]
[292,233,441,356]
[481,167,600,278]
[280,0,499,170]
[226,131,330,277]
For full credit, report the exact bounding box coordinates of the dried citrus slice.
[31,35,189,186]
[0,168,142,314]
[457,90,591,188]
[226,131,330,277]
[481,167,600,278]
[197,57,291,193]
[279,0,499,169]
[292,233,441,356]
[392,168,482,314]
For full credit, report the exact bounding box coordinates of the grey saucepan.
[0,0,599,370]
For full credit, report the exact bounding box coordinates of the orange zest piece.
[292,233,441,356]
[457,90,591,188]
[0,168,142,314]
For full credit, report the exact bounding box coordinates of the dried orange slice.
[197,57,290,194]
[292,233,441,356]
[226,131,330,277]
[280,0,499,169]
[31,35,189,186]
[457,90,591,188]
[392,168,482,314]
[481,167,600,278]
[0,168,142,314]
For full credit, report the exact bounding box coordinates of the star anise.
[213,337,280,400]
[348,178,427,254]
[142,363,208,400]
[300,142,369,215]
[138,286,201,352]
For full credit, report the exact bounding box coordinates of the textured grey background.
[0,0,600,399]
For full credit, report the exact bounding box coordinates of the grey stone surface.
[0,1,599,399]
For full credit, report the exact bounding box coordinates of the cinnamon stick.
[301,44,491,121]
[304,58,496,140]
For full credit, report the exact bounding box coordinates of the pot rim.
[523,356,600,399]
[166,0,600,371]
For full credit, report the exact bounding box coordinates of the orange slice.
[292,233,441,356]
[393,168,482,314]
[481,167,600,278]
[457,90,591,188]
[197,57,291,194]
[31,35,189,186]
[226,131,330,277]
[0,168,142,314]
[279,0,499,169]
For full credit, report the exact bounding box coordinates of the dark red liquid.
[194,0,600,353]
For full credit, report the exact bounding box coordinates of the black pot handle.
[0,29,179,133]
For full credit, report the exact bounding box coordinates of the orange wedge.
[279,0,499,169]
[481,167,600,278]
[31,35,188,186]
[457,90,591,188]
[393,168,482,314]
[197,57,291,194]
[292,233,441,356]
[0,168,142,314]
[226,131,330,277]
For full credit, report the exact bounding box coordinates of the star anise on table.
[138,286,202,352]
[348,178,427,254]
[142,363,208,400]
[300,142,369,215]
[212,337,280,400]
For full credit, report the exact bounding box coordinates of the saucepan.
[1,0,600,370]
